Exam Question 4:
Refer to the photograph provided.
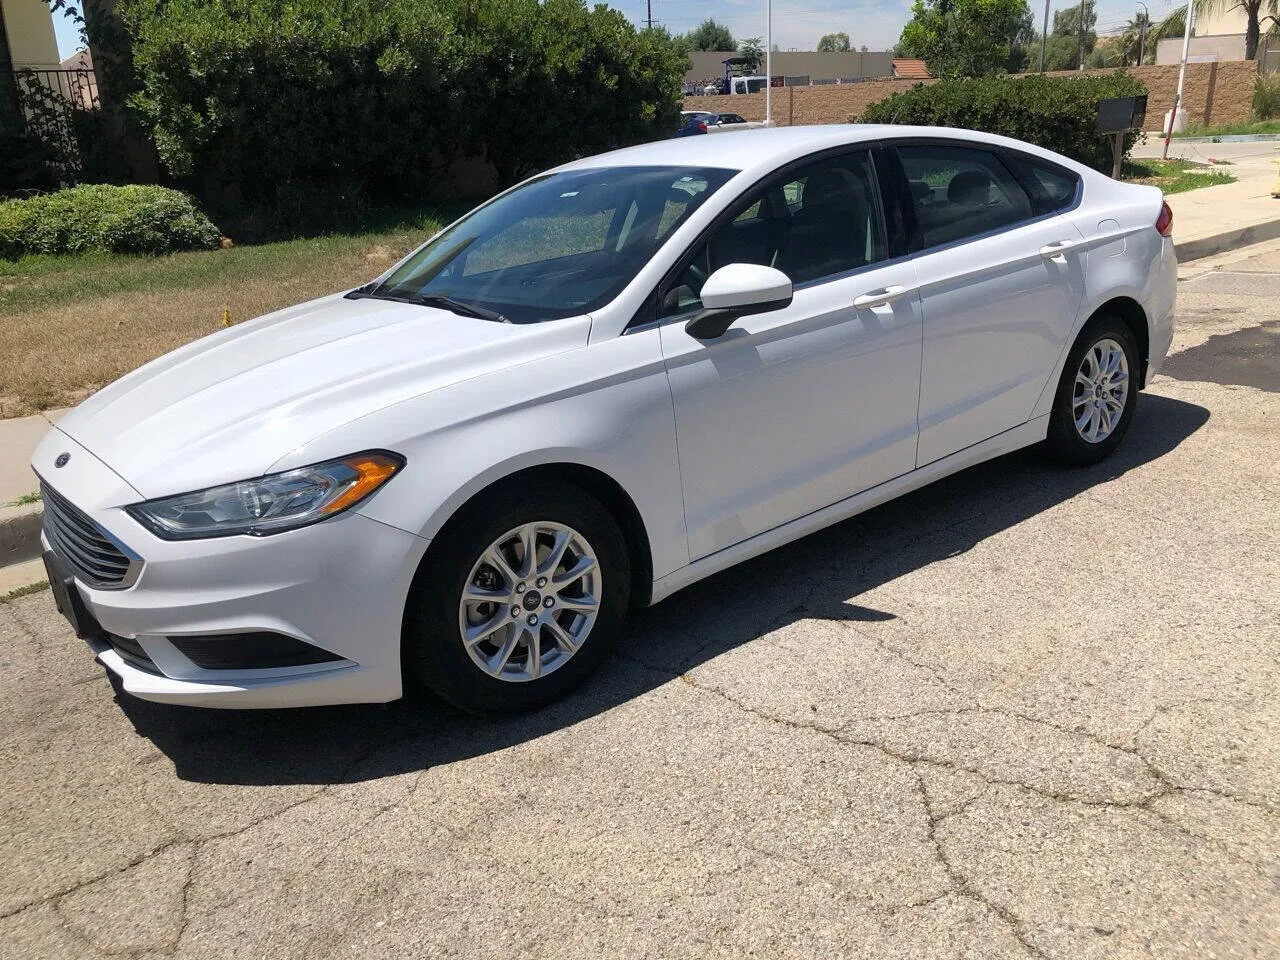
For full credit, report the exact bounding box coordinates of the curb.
[0,503,43,568]
[1175,217,1280,263]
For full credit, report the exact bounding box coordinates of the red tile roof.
[892,58,931,79]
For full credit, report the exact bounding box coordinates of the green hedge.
[0,184,222,259]
[122,0,687,225]
[859,73,1149,171]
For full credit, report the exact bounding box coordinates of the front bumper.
[34,430,429,708]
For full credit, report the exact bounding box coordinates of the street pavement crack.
[915,770,1050,959]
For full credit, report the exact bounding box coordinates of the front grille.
[40,482,142,589]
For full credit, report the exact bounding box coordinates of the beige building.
[1,0,61,71]
[1194,2,1251,37]
[684,50,894,88]
[1154,2,1260,64]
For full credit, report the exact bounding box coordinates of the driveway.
[2,244,1278,959]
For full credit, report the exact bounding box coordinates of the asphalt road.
[3,245,1278,960]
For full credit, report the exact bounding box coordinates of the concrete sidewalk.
[0,409,65,589]
[1134,138,1280,260]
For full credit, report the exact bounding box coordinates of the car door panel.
[661,264,922,560]
[912,224,1088,465]
[893,143,1088,466]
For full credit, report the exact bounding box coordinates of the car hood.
[56,293,591,498]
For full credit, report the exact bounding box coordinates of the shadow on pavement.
[116,393,1210,786]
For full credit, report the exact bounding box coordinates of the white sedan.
[33,126,1176,712]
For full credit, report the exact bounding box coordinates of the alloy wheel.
[1072,337,1130,444]
[457,522,602,682]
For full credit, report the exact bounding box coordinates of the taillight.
[1155,200,1173,238]
[696,121,707,134]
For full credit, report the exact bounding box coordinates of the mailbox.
[1096,95,1148,134]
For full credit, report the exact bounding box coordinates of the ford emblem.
[55,452,70,468]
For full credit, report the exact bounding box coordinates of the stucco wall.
[682,62,1257,130]
[1155,35,1248,64]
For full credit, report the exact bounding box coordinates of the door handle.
[1039,240,1077,260]
[853,285,912,309]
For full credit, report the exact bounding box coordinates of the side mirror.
[684,263,794,340]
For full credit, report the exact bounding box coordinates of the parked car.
[674,113,709,137]
[35,126,1176,713]
[679,110,762,134]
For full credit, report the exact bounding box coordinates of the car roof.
[552,125,1089,178]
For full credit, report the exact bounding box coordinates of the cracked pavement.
[2,244,1279,959]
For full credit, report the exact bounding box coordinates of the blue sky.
[49,0,1188,62]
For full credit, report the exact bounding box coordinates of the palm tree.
[1115,12,1152,64]
[1195,0,1279,60]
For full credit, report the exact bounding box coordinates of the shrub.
[1254,74,1280,121]
[0,184,222,259]
[121,0,687,225]
[859,73,1148,172]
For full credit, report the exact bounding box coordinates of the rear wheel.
[403,483,629,713]
[1045,315,1139,465]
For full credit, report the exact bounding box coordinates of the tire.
[1045,314,1140,466]
[403,481,630,713]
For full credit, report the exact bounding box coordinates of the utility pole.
[1078,0,1087,68]
[1162,0,1194,158]
[646,0,653,30]
[1137,1,1149,65]
[1039,0,1050,72]
[765,0,774,126]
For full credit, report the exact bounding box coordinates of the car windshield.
[370,165,735,323]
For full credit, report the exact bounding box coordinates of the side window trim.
[631,145,892,331]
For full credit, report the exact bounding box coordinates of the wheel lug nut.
[526,614,538,626]
[536,577,547,588]
[511,606,520,618]
[543,596,555,608]
[515,583,525,593]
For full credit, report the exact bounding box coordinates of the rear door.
[888,142,1088,466]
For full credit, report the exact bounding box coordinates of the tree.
[678,18,735,52]
[897,0,1035,77]
[1196,0,1278,60]
[1113,11,1152,66]
[1050,0,1097,68]
[737,36,764,71]
[817,31,851,51]
[1041,33,1081,70]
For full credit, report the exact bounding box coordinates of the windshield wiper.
[345,287,509,323]
[413,295,510,324]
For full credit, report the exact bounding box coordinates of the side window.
[660,151,887,317]
[1009,154,1081,214]
[896,145,1035,249]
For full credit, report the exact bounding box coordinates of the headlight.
[127,451,404,540]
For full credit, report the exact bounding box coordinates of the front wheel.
[403,483,630,713]
[1045,315,1140,466]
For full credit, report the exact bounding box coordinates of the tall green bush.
[1254,75,1280,121]
[121,0,686,224]
[0,184,221,259]
[859,73,1148,171]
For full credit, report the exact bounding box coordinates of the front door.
[657,149,923,560]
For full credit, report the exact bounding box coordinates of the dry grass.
[0,219,450,418]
